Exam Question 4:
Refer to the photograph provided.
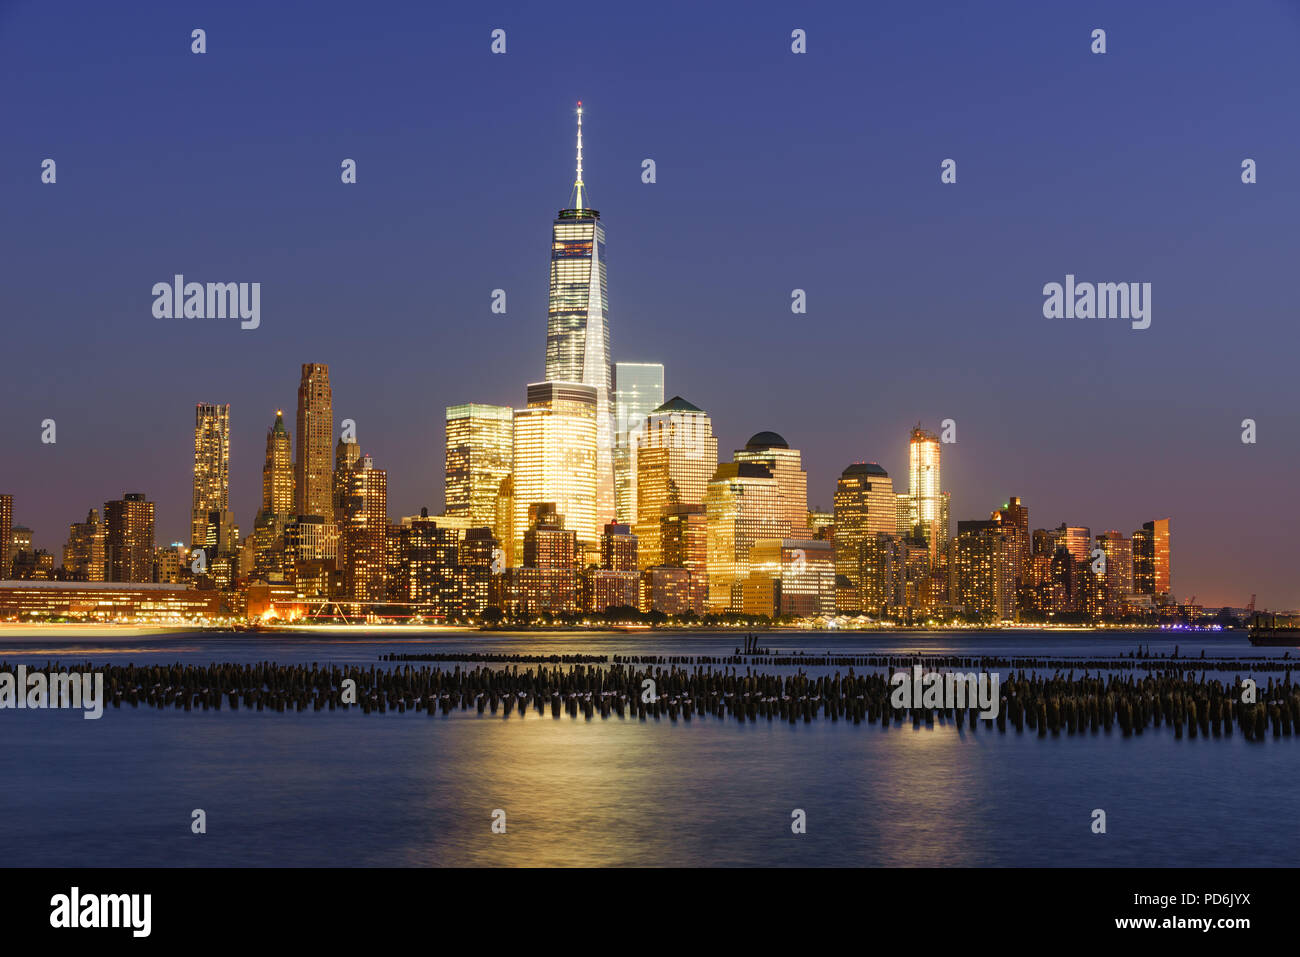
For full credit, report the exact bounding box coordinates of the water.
[1,629,1295,867]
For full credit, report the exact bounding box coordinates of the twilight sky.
[2,0,1299,608]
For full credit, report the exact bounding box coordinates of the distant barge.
[1248,614,1300,647]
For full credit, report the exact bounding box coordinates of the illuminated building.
[899,427,949,562]
[191,403,230,550]
[104,494,155,584]
[0,494,11,571]
[397,509,460,617]
[1055,524,1092,565]
[153,544,182,584]
[445,403,514,530]
[807,510,834,539]
[63,508,106,581]
[859,532,902,616]
[341,454,387,602]
[585,569,641,612]
[295,363,334,520]
[333,436,360,528]
[456,526,499,617]
[746,538,835,618]
[262,411,294,515]
[640,566,693,616]
[952,520,1001,619]
[522,503,579,570]
[252,411,294,580]
[705,462,781,612]
[660,503,707,610]
[494,474,515,568]
[832,462,895,612]
[633,397,717,568]
[601,522,638,571]
[1133,518,1171,601]
[512,381,597,555]
[0,580,220,622]
[990,496,1030,589]
[733,432,806,537]
[546,103,614,526]
[612,362,664,523]
[1096,530,1134,614]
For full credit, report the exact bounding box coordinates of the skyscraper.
[0,494,11,575]
[191,403,230,549]
[734,432,807,537]
[262,411,294,516]
[252,411,294,580]
[1133,518,1171,601]
[545,103,614,527]
[832,463,895,612]
[295,363,334,520]
[901,426,949,562]
[705,462,781,612]
[633,396,718,568]
[63,508,106,581]
[613,362,664,523]
[105,493,155,583]
[445,403,514,530]
[512,382,598,556]
[342,454,388,602]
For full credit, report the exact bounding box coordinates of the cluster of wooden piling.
[613,653,1298,673]
[5,658,1297,740]
[381,652,607,664]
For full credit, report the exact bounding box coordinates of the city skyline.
[3,2,1299,608]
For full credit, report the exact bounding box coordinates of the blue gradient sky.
[3,1,1299,607]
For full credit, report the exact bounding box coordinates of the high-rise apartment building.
[63,508,106,581]
[191,403,230,549]
[295,363,334,520]
[612,362,664,523]
[445,404,513,530]
[1133,518,1171,601]
[341,454,387,602]
[105,493,155,583]
[0,494,11,575]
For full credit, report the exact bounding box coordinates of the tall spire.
[572,100,585,209]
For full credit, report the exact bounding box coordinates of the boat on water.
[1247,613,1300,647]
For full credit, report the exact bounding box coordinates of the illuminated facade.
[832,462,895,612]
[1093,531,1131,613]
[705,462,781,612]
[104,493,156,583]
[295,363,334,520]
[341,454,387,602]
[0,580,220,622]
[733,432,806,537]
[445,403,514,530]
[747,538,835,618]
[0,494,11,572]
[63,508,106,582]
[512,382,598,555]
[262,411,294,515]
[900,427,949,561]
[332,436,360,528]
[546,103,614,527]
[191,403,230,549]
[633,397,718,568]
[1133,518,1171,601]
[613,362,664,524]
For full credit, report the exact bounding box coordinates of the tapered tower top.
[561,101,598,219]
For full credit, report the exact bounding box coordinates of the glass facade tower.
[545,103,614,528]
